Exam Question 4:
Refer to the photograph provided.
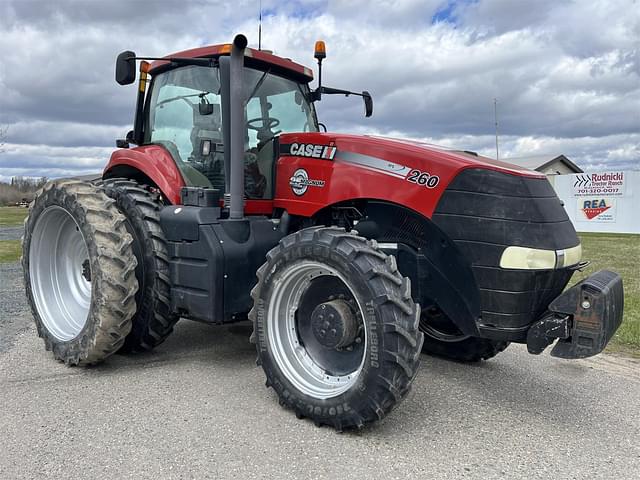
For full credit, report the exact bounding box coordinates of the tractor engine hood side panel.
[273,132,544,220]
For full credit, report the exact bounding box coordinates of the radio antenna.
[494,97,500,161]
[258,0,262,50]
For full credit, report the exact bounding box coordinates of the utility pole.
[494,97,499,161]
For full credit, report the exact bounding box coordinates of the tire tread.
[22,179,138,365]
[100,178,178,353]
[249,226,423,430]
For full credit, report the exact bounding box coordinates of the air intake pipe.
[229,34,248,219]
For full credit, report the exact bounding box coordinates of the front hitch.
[526,270,624,359]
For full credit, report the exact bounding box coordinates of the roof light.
[314,40,326,60]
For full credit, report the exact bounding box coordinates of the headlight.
[500,244,582,270]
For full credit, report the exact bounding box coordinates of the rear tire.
[22,179,138,365]
[100,178,178,353]
[420,309,508,362]
[250,227,423,430]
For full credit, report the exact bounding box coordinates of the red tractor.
[22,35,624,430]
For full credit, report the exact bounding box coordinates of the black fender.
[103,165,158,190]
[325,201,481,337]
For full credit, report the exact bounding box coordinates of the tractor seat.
[187,103,225,189]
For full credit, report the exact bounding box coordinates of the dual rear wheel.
[23,178,177,365]
[22,180,138,365]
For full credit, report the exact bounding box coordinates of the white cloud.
[0,0,638,181]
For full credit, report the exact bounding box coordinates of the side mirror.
[116,130,136,148]
[116,50,137,85]
[362,91,373,118]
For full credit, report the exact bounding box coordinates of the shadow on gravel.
[369,349,629,438]
[82,320,257,376]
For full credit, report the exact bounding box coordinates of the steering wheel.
[247,117,280,132]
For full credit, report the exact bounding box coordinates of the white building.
[504,154,583,175]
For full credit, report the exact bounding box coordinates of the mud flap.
[527,270,624,359]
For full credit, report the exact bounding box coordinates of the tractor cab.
[112,39,371,206]
[144,61,319,198]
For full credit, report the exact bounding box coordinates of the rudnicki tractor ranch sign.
[553,170,637,233]
[572,171,625,223]
[573,171,625,197]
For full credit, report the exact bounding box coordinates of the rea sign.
[576,198,616,222]
[573,171,625,197]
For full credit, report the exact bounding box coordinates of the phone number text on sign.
[573,172,625,197]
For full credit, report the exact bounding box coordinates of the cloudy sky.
[0,0,638,181]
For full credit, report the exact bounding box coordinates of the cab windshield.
[145,64,318,197]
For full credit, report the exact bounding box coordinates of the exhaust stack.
[229,34,248,219]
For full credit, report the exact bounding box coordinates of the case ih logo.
[288,143,337,160]
[581,199,612,220]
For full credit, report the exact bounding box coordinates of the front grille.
[432,168,580,330]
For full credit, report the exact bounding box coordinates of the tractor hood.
[276,131,546,220]
[276,132,581,346]
[278,132,543,189]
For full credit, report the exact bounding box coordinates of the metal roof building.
[504,154,583,175]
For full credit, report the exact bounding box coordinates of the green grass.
[572,233,640,355]
[0,206,28,227]
[0,240,21,263]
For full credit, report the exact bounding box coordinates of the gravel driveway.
[1,260,639,479]
[0,226,23,241]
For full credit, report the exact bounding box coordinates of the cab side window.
[147,66,224,189]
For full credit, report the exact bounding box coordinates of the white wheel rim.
[29,206,92,341]
[266,261,367,400]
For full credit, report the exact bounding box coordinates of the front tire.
[250,227,423,430]
[22,180,138,365]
